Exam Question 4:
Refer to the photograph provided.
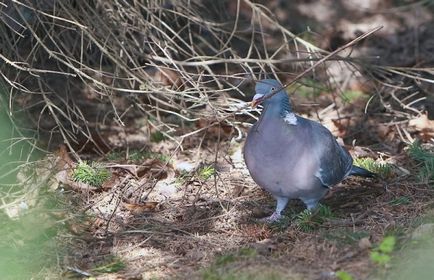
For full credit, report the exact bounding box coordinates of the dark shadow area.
[3,0,434,279]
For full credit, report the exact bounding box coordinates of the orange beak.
[251,99,260,108]
[251,94,264,108]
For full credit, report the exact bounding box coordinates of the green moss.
[150,131,166,143]
[201,248,301,280]
[209,248,257,270]
[336,270,354,280]
[72,162,110,187]
[408,141,434,184]
[295,204,333,232]
[106,150,124,161]
[353,157,392,177]
[341,89,366,103]
[389,196,411,206]
[197,165,216,181]
[289,78,325,99]
[322,228,370,246]
[106,149,170,163]
[92,256,125,273]
[202,268,293,280]
[269,214,292,231]
[370,236,396,266]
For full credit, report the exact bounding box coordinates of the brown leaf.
[62,177,99,192]
[55,145,75,169]
[227,1,252,18]
[232,184,245,197]
[240,224,272,241]
[381,125,397,142]
[409,114,434,141]
[154,68,182,88]
[195,119,234,138]
[331,119,351,137]
[123,202,159,215]
[137,159,174,179]
[409,114,434,131]
[144,67,182,88]
[358,237,372,250]
[100,172,121,190]
[116,165,138,176]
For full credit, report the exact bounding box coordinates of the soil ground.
[4,1,434,279]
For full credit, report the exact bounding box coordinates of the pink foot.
[260,212,282,223]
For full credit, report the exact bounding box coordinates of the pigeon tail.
[349,165,376,178]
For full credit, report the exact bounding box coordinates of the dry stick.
[141,141,184,201]
[212,123,229,212]
[104,189,123,234]
[242,0,323,53]
[258,26,384,104]
[186,27,385,141]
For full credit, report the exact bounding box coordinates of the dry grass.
[0,0,329,155]
[51,132,434,279]
[2,1,434,279]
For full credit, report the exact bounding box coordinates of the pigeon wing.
[307,121,353,187]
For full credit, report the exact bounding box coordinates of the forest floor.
[55,104,434,279]
[6,1,434,279]
[55,1,434,280]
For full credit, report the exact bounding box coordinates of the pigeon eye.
[271,87,275,91]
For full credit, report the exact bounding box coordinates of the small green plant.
[202,248,257,280]
[370,236,396,266]
[341,89,365,103]
[202,266,288,280]
[150,131,166,143]
[336,270,354,280]
[389,196,411,206]
[92,257,125,273]
[129,150,169,162]
[269,214,292,231]
[106,150,124,161]
[237,247,257,258]
[106,149,170,163]
[354,157,392,177]
[198,165,216,180]
[408,141,434,183]
[72,161,110,187]
[295,204,333,232]
[214,248,256,266]
[175,170,191,186]
[215,253,236,266]
[322,229,370,245]
[127,150,148,161]
[289,78,325,99]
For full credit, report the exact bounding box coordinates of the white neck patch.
[283,112,298,125]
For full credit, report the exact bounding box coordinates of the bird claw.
[259,212,282,223]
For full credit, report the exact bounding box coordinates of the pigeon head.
[252,79,291,110]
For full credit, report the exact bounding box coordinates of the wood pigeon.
[243,79,374,222]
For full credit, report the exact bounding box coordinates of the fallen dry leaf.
[409,114,434,131]
[331,119,351,137]
[239,224,272,241]
[143,67,183,88]
[358,237,372,250]
[55,145,75,169]
[100,172,121,190]
[123,202,159,215]
[409,114,434,141]
[376,123,396,142]
[195,119,234,138]
[137,159,174,180]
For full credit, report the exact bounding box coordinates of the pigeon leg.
[261,196,289,223]
[301,197,320,211]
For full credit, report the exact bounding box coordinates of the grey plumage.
[243,79,373,222]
